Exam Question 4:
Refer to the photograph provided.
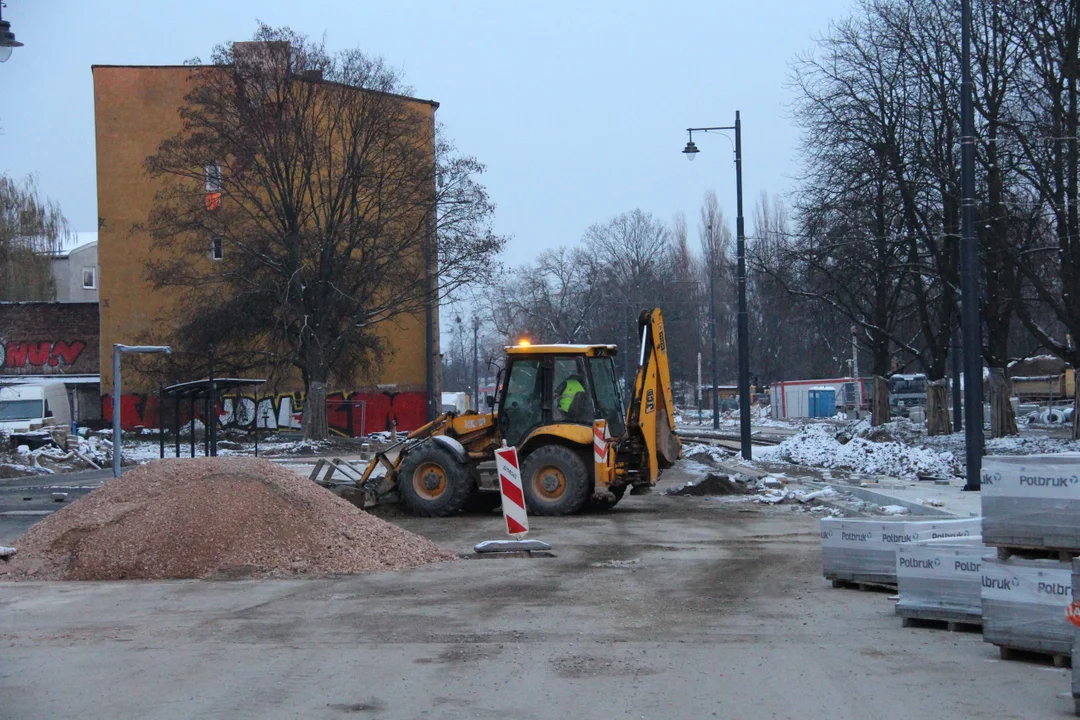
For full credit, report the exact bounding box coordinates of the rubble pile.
[0,430,109,477]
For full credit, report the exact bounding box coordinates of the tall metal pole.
[851,325,860,379]
[709,258,720,430]
[208,345,216,457]
[472,317,480,411]
[960,0,983,489]
[174,391,180,458]
[424,214,435,422]
[253,385,260,458]
[735,111,752,460]
[951,323,963,431]
[112,346,122,478]
[158,383,165,460]
[697,351,703,424]
[624,303,632,406]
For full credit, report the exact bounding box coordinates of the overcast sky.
[0,0,852,266]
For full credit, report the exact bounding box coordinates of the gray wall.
[50,242,98,303]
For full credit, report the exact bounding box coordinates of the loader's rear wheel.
[588,485,626,511]
[521,445,590,516]
[397,443,473,517]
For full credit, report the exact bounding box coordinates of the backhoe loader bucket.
[657,412,681,469]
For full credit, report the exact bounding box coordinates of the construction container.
[895,537,990,625]
[982,556,1073,659]
[773,377,869,419]
[982,454,1080,551]
[820,517,982,585]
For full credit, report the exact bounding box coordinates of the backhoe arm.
[626,308,682,484]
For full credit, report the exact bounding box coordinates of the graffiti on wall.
[1,340,87,369]
[102,389,427,435]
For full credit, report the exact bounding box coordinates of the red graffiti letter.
[27,342,51,367]
[5,342,29,368]
[50,340,86,367]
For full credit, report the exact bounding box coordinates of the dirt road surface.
[0,462,1070,719]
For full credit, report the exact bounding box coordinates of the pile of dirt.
[0,457,456,580]
[667,473,752,497]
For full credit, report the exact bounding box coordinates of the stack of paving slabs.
[980,454,1079,666]
[895,536,991,625]
[982,454,1080,550]
[820,517,981,585]
[981,556,1073,661]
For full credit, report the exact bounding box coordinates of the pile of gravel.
[0,457,456,580]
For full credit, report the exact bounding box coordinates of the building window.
[205,163,222,211]
[81,267,97,289]
[211,236,224,261]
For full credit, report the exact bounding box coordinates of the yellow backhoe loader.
[356,308,681,516]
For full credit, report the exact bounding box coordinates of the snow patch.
[762,423,958,478]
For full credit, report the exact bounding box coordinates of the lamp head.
[682,139,700,161]
[0,6,24,64]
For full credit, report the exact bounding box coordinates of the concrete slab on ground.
[819,475,983,518]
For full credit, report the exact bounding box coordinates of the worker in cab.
[556,374,589,422]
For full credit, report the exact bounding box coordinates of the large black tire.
[520,445,591,516]
[397,443,474,517]
[588,485,626,511]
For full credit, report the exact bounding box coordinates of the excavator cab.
[498,347,625,447]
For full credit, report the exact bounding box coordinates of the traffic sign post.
[495,445,528,537]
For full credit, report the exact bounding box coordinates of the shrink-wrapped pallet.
[820,517,981,584]
[981,556,1073,658]
[982,454,1080,551]
[896,537,990,623]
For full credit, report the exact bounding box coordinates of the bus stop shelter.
[159,378,266,459]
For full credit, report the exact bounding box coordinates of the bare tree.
[0,175,69,301]
[143,26,504,439]
[1007,2,1080,371]
[585,209,672,394]
[665,211,705,391]
[489,246,604,344]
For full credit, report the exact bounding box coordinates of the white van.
[0,383,71,434]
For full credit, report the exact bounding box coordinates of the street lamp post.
[472,316,480,411]
[682,111,752,460]
[959,0,983,489]
[708,247,719,431]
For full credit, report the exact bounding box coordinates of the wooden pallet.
[995,644,1071,668]
[900,615,982,633]
[994,545,1080,562]
[830,578,897,593]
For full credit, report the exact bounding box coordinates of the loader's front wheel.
[397,444,473,517]
[521,445,590,516]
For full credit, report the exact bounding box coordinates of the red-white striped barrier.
[593,420,609,463]
[495,445,529,537]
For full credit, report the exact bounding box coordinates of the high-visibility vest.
[559,378,585,412]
